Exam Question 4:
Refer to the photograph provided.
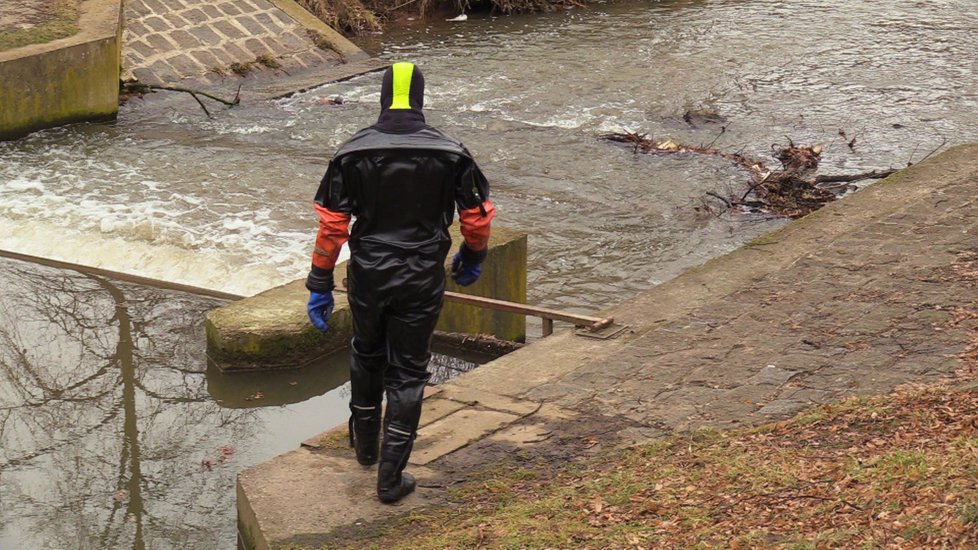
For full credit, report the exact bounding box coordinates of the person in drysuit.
[305,62,495,504]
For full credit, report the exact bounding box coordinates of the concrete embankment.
[237,144,978,549]
[0,0,121,140]
[1,0,383,139]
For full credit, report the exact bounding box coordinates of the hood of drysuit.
[374,62,427,133]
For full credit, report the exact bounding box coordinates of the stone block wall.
[122,0,367,85]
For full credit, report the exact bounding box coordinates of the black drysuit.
[306,63,494,492]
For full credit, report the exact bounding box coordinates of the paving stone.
[143,15,171,32]
[126,2,152,17]
[166,53,204,76]
[262,39,293,57]
[222,42,252,62]
[236,15,267,36]
[271,8,295,26]
[278,30,310,52]
[147,58,180,83]
[200,4,223,18]
[190,49,223,70]
[244,37,272,56]
[217,2,242,16]
[130,67,164,86]
[145,33,177,52]
[125,21,150,37]
[744,363,800,386]
[212,19,246,39]
[418,397,465,428]
[181,8,209,25]
[253,12,280,32]
[169,28,201,49]
[188,25,223,46]
[159,0,186,11]
[436,384,541,416]
[413,409,519,465]
[140,0,168,15]
[128,39,156,58]
[167,14,191,29]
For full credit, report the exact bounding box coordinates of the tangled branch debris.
[601,132,904,218]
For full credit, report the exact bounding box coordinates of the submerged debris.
[602,132,899,219]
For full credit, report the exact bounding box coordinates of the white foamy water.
[0,155,341,295]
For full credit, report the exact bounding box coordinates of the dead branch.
[814,169,897,184]
[913,136,949,165]
[120,82,239,118]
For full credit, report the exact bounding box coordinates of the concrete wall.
[438,225,527,342]
[205,227,528,372]
[0,0,121,141]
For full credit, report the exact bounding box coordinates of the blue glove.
[451,252,482,287]
[307,291,334,332]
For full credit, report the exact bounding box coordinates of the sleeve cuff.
[459,242,488,265]
[306,264,335,292]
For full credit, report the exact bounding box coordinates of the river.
[1,0,977,547]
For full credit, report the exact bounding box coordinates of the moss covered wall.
[438,225,527,342]
[0,0,121,141]
[206,227,527,372]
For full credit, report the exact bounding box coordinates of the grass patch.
[0,0,80,51]
[335,384,978,549]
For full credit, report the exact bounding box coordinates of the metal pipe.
[441,291,613,332]
[0,249,244,301]
[339,279,612,334]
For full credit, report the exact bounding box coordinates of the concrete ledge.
[0,0,121,140]
[266,0,368,63]
[205,226,527,372]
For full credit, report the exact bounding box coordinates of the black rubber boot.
[348,404,381,466]
[376,422,416,504]
[349,348,385,466]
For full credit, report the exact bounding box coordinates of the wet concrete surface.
[239,144,978,547]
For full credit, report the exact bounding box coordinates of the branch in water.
[120,83,240,117]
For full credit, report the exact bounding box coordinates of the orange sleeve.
[459,199,495,252]
[312,203,351,270]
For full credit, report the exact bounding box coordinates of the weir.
[4,1,978,547]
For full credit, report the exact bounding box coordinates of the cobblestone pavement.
[123,0,342,85]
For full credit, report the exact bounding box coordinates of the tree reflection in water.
[0,259,266,549]
[0,258,489,548]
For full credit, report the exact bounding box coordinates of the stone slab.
[434,383,541,416]
[237,448,437,550]
[412,408,520,466]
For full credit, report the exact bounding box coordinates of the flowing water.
[1,0,977,547]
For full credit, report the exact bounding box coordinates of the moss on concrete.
[206,227,527,372]
[0,0,80,51]
[206,278,355,372]
[0,0,120,140]
[437,226,527,342]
